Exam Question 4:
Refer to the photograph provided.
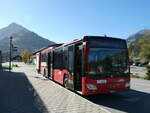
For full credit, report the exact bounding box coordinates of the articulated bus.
[36,36,130,95]
[35,44,62,77]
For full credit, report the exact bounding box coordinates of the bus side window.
[68,46,74,72]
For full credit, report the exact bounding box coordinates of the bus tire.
[64,75,68,88]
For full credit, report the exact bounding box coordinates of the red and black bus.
[37,36,130,95]
[35,44,62,77]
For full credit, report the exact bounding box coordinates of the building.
[12,55,22,62]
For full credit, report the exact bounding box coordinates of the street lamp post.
[9,36,13,72]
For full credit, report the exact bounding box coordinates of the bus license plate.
[97,80,107,84]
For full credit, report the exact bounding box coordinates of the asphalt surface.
[1,62,150,113]
[85,78,150,113]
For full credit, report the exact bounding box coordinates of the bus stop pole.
[9,36,13,72]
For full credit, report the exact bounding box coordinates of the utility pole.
[9,36,13,72]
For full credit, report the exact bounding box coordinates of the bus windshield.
[88,48,129,78]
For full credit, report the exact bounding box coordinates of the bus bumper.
[82,77,130,95]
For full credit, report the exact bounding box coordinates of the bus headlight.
[86,84,97,91]
[125,82,130,88]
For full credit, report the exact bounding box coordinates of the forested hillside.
[128,34,150,62]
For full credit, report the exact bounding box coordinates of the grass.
[12,64,19,67]
[24,62,34,65]
[145,66,150,80]
[144,75,150,80]
[131,74,150,80]
[2,65,9,68]
[131,74,144,79]
[131,74,142,78]
[131,65,150,80]
[2,64,19,68]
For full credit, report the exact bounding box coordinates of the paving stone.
[0,63,109,113]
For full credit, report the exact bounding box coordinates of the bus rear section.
[35,49,50,76]
[35,44,62,77]
[49,36,130,95]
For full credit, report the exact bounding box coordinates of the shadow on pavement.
[0,70,49,113]
[0,67,11,71]
[85,90,150,113]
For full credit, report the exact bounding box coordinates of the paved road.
[85,78,150,113]
[0,63,108,113]
[1,62,150,113]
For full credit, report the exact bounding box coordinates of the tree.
[140,45,150,62]
[128,34,150,62]
[145,66,150,80]
[138,35,150,61]
[21,50,30,63]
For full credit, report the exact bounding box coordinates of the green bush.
[12,64,19,67]
[132,74,141,78]
[145,66,150,80]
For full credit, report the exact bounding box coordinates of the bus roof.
[32,43,63,55]
[36,36,126,52]
[60,36,125,47]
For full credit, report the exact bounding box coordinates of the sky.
[0,0,150,43]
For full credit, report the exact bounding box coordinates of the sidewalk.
[0,64,109,113]
[0,71,47,113]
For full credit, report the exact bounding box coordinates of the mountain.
[127,29,150,44]
[0,23,56,53]
[128,29,150,61]
[0,23,26,40]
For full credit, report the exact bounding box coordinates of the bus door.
[67,45,75,90]
[47,52,53,78]
[74,44,83,91]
